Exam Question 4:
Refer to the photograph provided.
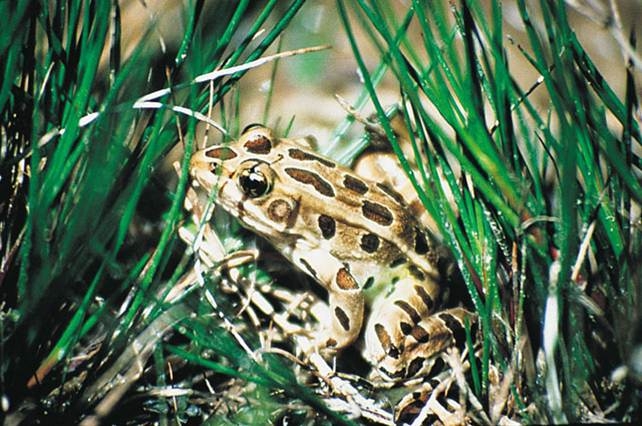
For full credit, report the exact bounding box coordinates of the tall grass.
[338,0,641,423]
[0,1,344,423]
[2,0,640,424]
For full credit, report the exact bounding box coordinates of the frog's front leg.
[290,243,365,351]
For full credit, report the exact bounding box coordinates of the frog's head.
[190,124,274,191]
[190,124,302,237]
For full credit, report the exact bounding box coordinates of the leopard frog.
[189,124,473,383]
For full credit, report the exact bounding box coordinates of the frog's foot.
[302,349,395,424]
[395,377,464,426]
[393,346,485,426]
[365,300,477,382]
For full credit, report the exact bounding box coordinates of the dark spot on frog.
[318,214,336,239]
[427,358,445,377]
[390,257,406,268]
[205,146,238,160]
[408,265,426,281]
[343,174,368,194]
[414,285,434,311]
[439,312,466,346]
[375,323,392,352]
[360,233,380,253]
[363,276,375,290]
[376,182,406,206]
[400,321,413,335]
[334,307,351,331]
[380,365,405,379]
[388,343,401,359]
[243,135,272,154]
[325,337,338,347]
[410,325,430,343]
[336,267,359,290]
[406,356,426,377]
[414,228,430,255]
[285,168,335,197]
[288,148,336,168]
[299,258,318,279]
[394,300,421,324]
[362,200,394,226]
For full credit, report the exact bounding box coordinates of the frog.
[188,123,474,415]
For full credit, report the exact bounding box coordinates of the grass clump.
[0,1,343,424]
[338,0,641,423]
[2,0,641,424]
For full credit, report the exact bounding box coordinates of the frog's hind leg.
[363,275,476,382]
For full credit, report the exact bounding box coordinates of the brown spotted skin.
[190,125,472,383]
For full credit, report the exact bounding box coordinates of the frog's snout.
[189,149,221,190]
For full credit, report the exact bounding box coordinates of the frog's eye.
[238,162,272,198]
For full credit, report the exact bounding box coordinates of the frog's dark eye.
[242,123,264,134]
[238,163,272,198]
